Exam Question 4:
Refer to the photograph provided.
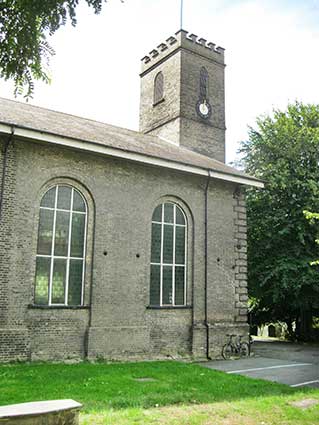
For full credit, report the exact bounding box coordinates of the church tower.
[139,30,226,163]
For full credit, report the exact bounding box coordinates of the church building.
[0,30,262,362]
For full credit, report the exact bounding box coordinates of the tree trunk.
[286,318,295,340]
[296,309,313,341]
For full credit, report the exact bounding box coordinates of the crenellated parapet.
[141,29,225,74]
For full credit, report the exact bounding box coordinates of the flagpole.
[180,0,184,30]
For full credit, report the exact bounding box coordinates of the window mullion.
[172,204,176,306]
[80,200,88,306]
[48,186,58,306]
[40,206,86,215]
[64,188,74,306]
[184,215,187,306]
[160,205,164,306]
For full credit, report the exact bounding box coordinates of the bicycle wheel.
[240,342,250,357]
[222,343,233,359]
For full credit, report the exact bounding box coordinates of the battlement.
[141,29,225,74]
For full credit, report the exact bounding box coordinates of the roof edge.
[0,123,264,188]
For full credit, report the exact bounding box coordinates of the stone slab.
[0,400,82,419]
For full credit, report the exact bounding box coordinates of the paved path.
[200,340,319,388]
[253,340,319,364]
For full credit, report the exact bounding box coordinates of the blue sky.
[0,0,318,163]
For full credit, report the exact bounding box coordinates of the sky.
[1,0,319,163]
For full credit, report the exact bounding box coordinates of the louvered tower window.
[154,71,164,104]
[150,202,187,306]
[200,67,209,100]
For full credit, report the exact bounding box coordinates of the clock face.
[199,102,209,116]
[196,99,212,120]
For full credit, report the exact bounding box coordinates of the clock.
[196,99,212,120]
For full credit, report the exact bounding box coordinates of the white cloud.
[0,0,318,163]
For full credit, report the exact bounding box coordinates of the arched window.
[200,67,209,100]
[150,202,187,306]
[34,185,87,306]
[154,71,164,104]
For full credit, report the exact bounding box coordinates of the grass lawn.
[0,361,318,424]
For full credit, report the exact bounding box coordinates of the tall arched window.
[200,67,209,100]
[34,185,87,306]
[150,202,187,306]
[154,71,164,104]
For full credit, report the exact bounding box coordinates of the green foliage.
[240,102,319,340]
[304,210,319,266]
[0,0,114,97]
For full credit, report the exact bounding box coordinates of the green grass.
[0,361,318,424]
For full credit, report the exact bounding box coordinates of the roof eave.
[0,123,264,188]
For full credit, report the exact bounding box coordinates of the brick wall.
[0,329,30,362]
[0,138,248,362]
[0,137,16,327]
[0,137,31,362]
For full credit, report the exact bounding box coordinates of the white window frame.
[35,185,87,306]
[151,202,187,306]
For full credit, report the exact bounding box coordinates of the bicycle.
[222,334,250,359]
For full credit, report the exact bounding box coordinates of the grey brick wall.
[0,137,31,362]
[28,309,90,361]
[0,328,30,362]
[0,137,248,362]
[0,137,16,328]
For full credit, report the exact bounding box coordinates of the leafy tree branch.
[0,0,122,97]
[304,210,319,266]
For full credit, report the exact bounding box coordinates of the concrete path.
[200,340,319,388]
[253,340,319,364]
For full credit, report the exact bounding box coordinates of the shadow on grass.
[0,361,316,413]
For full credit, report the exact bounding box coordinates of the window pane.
[175,266,185,305]
[73,190,86,212]
[40,187,56,208]
[163,266,172,305]
[152,204,162,222]
[164,203,174,223]
[71,213,85,258]
[57,186,72,210]
[52,259,66,304]
[163,224,173,264]
[175,226,185,265]
[176,207,185,225]
[35,257,50,305]
[150,265,160,305]
[151,223,161,263]
[37,209,54,255]
[54,211,70,256]
[68,259,83,305]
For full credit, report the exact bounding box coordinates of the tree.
[240,102,319,341]
[0,1,121,97]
